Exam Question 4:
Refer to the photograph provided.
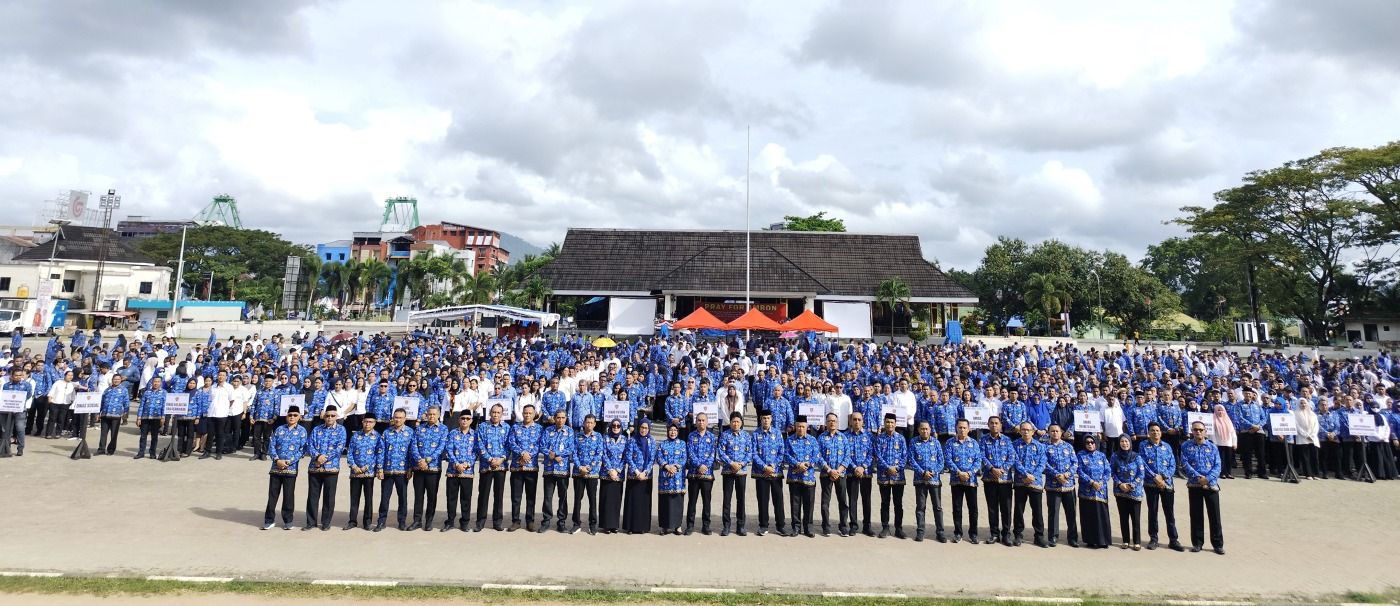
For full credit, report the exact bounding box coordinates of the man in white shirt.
[891,380,918,437]
[201,371,234,460]
[826,383,853,431]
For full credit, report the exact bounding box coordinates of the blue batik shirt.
[1110,452,1145,500]
[1044,440,1077,492]
[307,423,347,472]
[909,435,944,485]
[1179,439,1221,491]
[1011,438,1047,490]
[1138,440,1176,490]
[944,436,984,487]
[979,433,1015,484]
[848,428,874,477]
[817,431,851,476]
[445,428,478,477]
[573,431,603,478]
[1076,450,1110,502]
[347,429,381,477]
[410,422,448,471]
[476,421,510,471]
[717,428,752,475]
[686,429,718,478]
[657,437,687,493]
[539,424,575,476]
[784,433,822,485]
[752,426,786,479]
[601,433,628,478]
[378,425,414,474]
[508,422,543,471]
[872,431,906,485]
[100,385,128,417]
[137,388,166,419]
[269,423,309,476]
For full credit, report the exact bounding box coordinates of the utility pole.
[91,189,121,316]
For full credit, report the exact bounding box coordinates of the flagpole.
[745,126,751,342]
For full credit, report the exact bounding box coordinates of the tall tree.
[876,277,911,338]
[360,258,391,309]
[782,211,846,232]
[135,225,311,311]
[1022,272,1071,335]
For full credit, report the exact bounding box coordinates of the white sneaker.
[261,523,275,530]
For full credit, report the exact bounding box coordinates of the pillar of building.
[663,293,675,321]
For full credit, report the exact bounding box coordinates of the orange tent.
[781,309,839,333]
[726,307,785,331]
[672,307,728,330]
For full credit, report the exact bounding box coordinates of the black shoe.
[509,522,521,532]
[214,453,222,460]
[804,531,815,538]
[1213,547,1225,555]
[321,525,330,531]
[536,524,548,534]
[441,522,454,532]
[345,521,358,530]
[526,522,536,532]
[776,529,791,537]
[838,529,849,537]
[863,528,875,537]
[951,534,961,543]
[407,521,422,531]
[1146,539,1159,550]
[1190,545,1202,553]
[1012,536,1022,546]
[720,528,729,537]
[302,525,315,531]
[588,528,596,535]
[396,524,407,531]
[878,527,889,538]
[1169,541,1185,552]
[756,529,767,537]
[1068,540,1081,548]
[702,528,711,536]
[1047,539,1057,547]
[474,525,484,533]
[936,533,947,543]
[1002,536,1013,547]
[198,452,212,459]
[736,529,747,536]
[684,527,693,536]
[373,524,385,532]
[133,453,144,459]
[894,529,906,540]
[1034,539,1047,548]
[914,532,924,542]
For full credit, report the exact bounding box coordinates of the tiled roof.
[541,229,975,299]
[12,225,157,265]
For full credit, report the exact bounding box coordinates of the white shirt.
[452,389,481,413]
[47,379,76,405]
[891,390,917,428]
[208,383,234,418]
[827,393,853,431]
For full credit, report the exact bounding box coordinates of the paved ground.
[2,424,1398,602]
[3,596,548,606]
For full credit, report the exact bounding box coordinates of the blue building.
[316,240,352,264]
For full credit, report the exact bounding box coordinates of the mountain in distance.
[500,231,545,264]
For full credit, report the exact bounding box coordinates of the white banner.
[1268,412,1298,437]
[693,399,719,423]
[964,405,992,430]
[1073,410,1103,434]
[603,399,631,425]
[71,392,101,414]
[1347,413,1378,438]
[165,392,191,417]
[1187,412,1214,435]
[279,394,305,416]
[394,396,421,421]
[0,390,25,413]
[799,402,826,427]
[607,297,657,336]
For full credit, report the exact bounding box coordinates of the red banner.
[698,301,787,323]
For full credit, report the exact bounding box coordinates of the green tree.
[519,276,552,310]
[782,211,846,232]
[1022,272,1072,335]
[876,277,911,339]
[360,259,391,310]
[135,225,311,311]
[455,271,495,305]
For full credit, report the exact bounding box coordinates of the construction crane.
[379,196,420,232]
[195,194,242,228]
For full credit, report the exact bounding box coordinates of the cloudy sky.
[2,0,1398,269]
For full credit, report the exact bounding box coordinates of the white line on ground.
[145,575,234,583]
[0,571,62,578]
[994,598,1083,604]
[310,579,399,587]
[481,583,568,591]
[821,591,909,598]
[1164,601,1253,606]
[650,587,737,594]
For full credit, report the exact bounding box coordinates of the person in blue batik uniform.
[134,376,166,460]
[871,413,907,539]
[945,418,983,543]
[262,406,308,530]
[1181,421,1225,554]
[304,405,347,531]
[751,409,788,536]
[1140,422,1184,551]
[817,412,851,537]
[1076,435,1112,549]
[598,419,629,533]
[538,409,574,533]
[408,406,448,531]
[507,404,543,531]
[474,403,510,531]
[622,419,656,535]
[1010,421,1047,547]
[96,375,128,456]
[846,410,875,536]
[1110,434,1145,550]
[909,420,945,542]
[717,411,752,536]
[250,375,279,461]
[442,411,477,532]
[374,409,413,531]
[344,415,380,530]
[656,421,688,534]
[571,414,604,534]
[785,415,822,537]
[980,416,1015,545]
[684,412,718,535]
[1043,424,1078,547]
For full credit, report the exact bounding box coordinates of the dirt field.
[1,423,1397,602]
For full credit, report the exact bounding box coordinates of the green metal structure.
[195,194,243,228]
[380,196,421,232]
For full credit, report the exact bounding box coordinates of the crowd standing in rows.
[3,326,1398,556]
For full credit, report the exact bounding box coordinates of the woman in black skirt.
[622,419,656,534]
[656,421,688,534]
[599,420,628,533]
[1076,436,1112,549]
[1110,435,1144,550]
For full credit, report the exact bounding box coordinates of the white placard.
[1268,412,1297,437]
[880,403,908,428]
[279,394,305,416]
[1347,413,1378,438]
[484,397,513,417]
[694,399,719,423]
[394,396,421,421]
[1187,412,1215,435]
[603,399,630,424]
[1073,410,1103,434]
[165,392,191,417]
[798,402,825,427]
[964,405,991,430]
[0,390,25,413]
[72,392,101,414]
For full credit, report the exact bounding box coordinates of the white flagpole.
[745,127,751,343]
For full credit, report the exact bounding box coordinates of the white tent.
[408,304,560,327]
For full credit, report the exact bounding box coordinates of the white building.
[0,226,172,326]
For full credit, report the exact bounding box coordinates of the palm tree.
[320,261,347,312]
[343,258,363,310]
[490,264,515,301]
[544,242,562,259]
[360,258,391,310]
[520,276,552,310]
[456,271,495,305]
[876,277,912,339]
[1023,272,1072,336]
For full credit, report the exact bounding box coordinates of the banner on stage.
[0,390,24,413]
[963,405,991,430]
[1268,412,1297,437]
[602,399,630,424]
[1187,412,1214,434]
[165,392,190,417]
[1347,413,1378,438]
[394,396,420,421]
[1073,410,1103,434]
[71,392,100,414]
[279,394,305,416]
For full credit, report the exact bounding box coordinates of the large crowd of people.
[3,326,1398,556]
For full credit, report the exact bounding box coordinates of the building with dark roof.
[116,216,198,240]
[541,228,976,337]
[2,225,172,314]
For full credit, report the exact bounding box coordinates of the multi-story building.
[409,222,509,273]
[1,226,173,322]
[116,216,197,240]
[315,239,352,264]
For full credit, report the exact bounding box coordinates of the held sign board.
[165,392,191,417]
[693,400,719,423]
[799,402,826,427]
[880,403,908,428]
[71,392,101,414]
[1187,412,1215,435]
[964,406,991,430]
[0,390,25,413]
[602,399,630,425]
[279,394,306,416]
[1347,413,1378,438]
[394,396,421,421]
[1268,412,1298,437]
[1073,410,1103,434]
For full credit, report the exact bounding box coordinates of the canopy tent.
[672,307,728,330]
[780,309,838,333]
[408,304,561,327]
[592,336,618,348]
[726,307,785,331]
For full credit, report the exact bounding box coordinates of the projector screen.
[607,297,657,335]
[822,301,872,339]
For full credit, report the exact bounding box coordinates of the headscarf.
[1212,404,1236,447]
[1111,435,1138,465]
[632,418,653,459]
[608,419,622,438]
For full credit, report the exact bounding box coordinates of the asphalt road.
[1,423,1397,602]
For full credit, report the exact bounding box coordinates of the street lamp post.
[170,224,189,339]
[1088,269,1103,338]
[91,189,121,319]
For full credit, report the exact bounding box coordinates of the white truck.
[0,298,59,336]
